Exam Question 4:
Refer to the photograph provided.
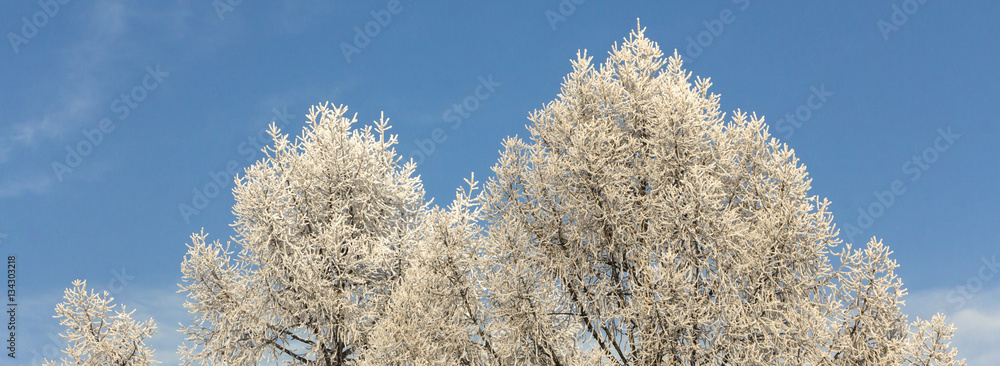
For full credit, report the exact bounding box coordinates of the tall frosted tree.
[177,103,426,365]
[43,280,158,366]
[479,23,964,365]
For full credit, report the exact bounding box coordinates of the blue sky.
[2,1,997,364]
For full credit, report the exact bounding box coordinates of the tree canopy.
[48,23,964,366]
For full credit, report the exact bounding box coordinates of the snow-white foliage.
[167,24,963,365]
[43,280,158,366]
[829,239,911,364]
[476,24,964,365]
[178,104,425,365]
[906,314,964,365]
[828,239,966,366]
[360,175,498,365]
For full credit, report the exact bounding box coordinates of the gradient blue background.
[2,1,997,364]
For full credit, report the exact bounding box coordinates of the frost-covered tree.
[829,238,911,364]
[43,280,158,366]
[178,103,426,365]
[829,238,966,366]
[905,314,964,365]
[478,23,964,365]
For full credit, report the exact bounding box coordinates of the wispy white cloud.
[6,90,101,148]
[0,0,132,166]
[948,307,1000,364]
[0,0,169,200]
[1,0,257,181]
[0,173,53,198]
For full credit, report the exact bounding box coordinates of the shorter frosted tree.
[178,103,426,365]
[828,238,966,365]
[906,314,964,365]
[43,280,158,366]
